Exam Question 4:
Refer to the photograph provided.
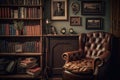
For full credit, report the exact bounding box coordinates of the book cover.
[6,60,16,73]
[19,57,37,68]
[14,9,18,18]
[26,67,41,76]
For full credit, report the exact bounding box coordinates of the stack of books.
[26,67,41,77]
[19,57,37,68]
[18,57,41,77]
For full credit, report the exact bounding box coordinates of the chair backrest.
[83,32,112,60]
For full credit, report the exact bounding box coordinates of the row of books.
[0,23,41,35]
[0,0,42,5]
[0,40,40,53]
[0,7,41,18]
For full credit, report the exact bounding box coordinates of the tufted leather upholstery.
[85,32,111,61]
[62,32,112,79]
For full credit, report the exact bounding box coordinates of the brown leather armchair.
[62,32,113,80]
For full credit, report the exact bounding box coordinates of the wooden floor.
[49,78,62,80]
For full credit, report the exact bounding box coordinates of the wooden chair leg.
[94,75,97,80]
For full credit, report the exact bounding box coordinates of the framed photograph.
[70,16,82,26]
[15,44,22,53]
[86,18,103,30]
[81,1,105,15]
[71,2,80,15]
[51,0,68,21]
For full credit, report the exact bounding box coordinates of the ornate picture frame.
[51,0,68,21]
[71,2,80,15]
[70,16,82,26]
[86,18,103,30]
[81,1,105,15]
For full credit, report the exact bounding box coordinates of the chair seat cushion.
[63,58,94,74]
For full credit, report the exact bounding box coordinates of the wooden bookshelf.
[0,74,42,78]
[0,0,44,79]
[0,53,42,56]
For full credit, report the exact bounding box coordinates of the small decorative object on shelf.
[51,26,57,35]
[15,44,22,53]
[46,18,51,34]
[60,27,66,34]
[69,28,74,34]
[69,28,77,34]
[13,21,24,35]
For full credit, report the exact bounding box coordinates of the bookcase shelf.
[0,5,43,7]
[0,53,42,56]
[0,0,44,79]
[0,35,42,37]
[0,18,42,20]
[0,74,42,78]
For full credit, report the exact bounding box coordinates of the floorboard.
[49,78,62,80]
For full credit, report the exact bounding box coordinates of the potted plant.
[14,21,24,35]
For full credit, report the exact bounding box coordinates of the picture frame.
[70,16,82,26]
[81,1,105,15]
[71,2,80,15]
[51,0,68,21]
[86,18,103,30]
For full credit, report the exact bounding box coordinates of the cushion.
[63,58,94,74]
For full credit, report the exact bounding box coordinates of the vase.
[18,30,23,35]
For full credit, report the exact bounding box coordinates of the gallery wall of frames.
[44,0,110,35]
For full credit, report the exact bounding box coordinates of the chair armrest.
[93,50,110,75]
[94,58,104,67]
[62,49,83,62]
[99,50,111,62]
[93,58,104,75]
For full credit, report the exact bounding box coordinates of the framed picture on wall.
[71,2,80,15]
[86,18,104,30]
[70,16,82,26]
[81,1,105,15]
[51,0,68,21]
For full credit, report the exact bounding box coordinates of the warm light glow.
[46,19,51,24]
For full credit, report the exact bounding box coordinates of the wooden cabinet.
[45,35,79,77]
[0,0,44,79]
